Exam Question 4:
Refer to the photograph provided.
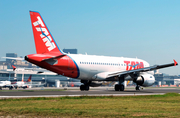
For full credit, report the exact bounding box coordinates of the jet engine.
[134,74,155,87]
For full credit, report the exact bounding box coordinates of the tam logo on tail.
[33,16,56,51]
[30,11,60,54]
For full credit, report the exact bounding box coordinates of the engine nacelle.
[134,74,155,87]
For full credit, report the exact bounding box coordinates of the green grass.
[0,93,180,117]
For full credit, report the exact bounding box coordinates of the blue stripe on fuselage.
[67,55,80,78]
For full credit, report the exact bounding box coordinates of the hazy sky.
[0,0,180,75]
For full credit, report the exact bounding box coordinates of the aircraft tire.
[136,85,140,90]
[80,85,85,91]
[9,87,12,90]
[119,84,124,91]
[80,85,89,91]
[115,84,120,91]
[85,85,89,91]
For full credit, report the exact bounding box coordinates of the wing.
[2,57,24,60]
[93,60,178,80]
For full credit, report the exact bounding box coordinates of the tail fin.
[27,75,32,82]
[29,11,62,54]
[12,65,16,71]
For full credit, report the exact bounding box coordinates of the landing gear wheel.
[85,85,89,91]
[80,85,89,91]
[120,84,124,91]
[115,84,124,91]
[115,84,120,91]
[80,85,85,91]
[136,85,140,90]
[9,87,12,90]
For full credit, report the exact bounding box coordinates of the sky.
[0,0,180,75]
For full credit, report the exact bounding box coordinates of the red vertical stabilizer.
[30,11,62,54]
[27,75,32,82]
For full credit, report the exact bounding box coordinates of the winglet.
[173,59,178,66]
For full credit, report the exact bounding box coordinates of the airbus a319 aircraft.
[25,11,178,91]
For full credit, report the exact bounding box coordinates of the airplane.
[0,74,14,90]
[11,75,32,89]
[0,81,13,90]
[25,11,178,91]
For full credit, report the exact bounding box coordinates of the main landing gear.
[115,84,124,91]
[80,80,90,91]
[114,75,125,91]
[80,85,89,91]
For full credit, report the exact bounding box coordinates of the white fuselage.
[0,81,11,87]
[68,54,153,80]
[12,81,25,87]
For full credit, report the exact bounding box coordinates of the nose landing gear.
[136,85,143,91]
[136,85,140,90]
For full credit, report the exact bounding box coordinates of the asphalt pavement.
[0,87,179,99]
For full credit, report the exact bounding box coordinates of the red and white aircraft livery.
[25,11,178,91]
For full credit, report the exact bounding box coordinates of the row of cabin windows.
[80,62,126,66]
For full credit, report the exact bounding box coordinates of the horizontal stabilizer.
[42,54,66,62]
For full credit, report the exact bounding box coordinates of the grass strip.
[0,93,180,117]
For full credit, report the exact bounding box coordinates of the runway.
[0,87,180,99]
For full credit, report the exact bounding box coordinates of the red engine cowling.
[134,74,155,87]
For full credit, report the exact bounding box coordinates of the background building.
[63,49,77,54]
